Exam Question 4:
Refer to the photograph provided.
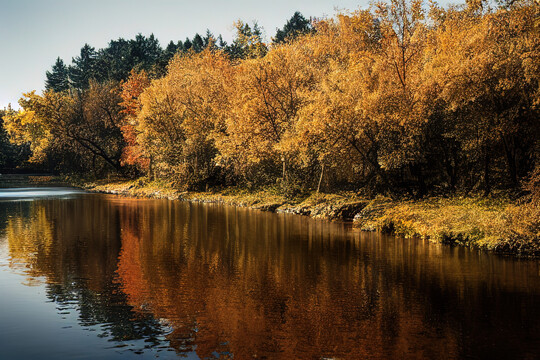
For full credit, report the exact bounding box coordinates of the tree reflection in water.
[1,197,173,356]
[1,194,540,359]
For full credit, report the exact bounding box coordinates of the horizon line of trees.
[44,12,313,93]
[2,1,539,198]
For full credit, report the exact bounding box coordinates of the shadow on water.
[0,189,540,359]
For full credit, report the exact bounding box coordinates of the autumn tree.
[292,10,389,192]
[227,21,268,59]
[4,92,57,164]
[79,80,126,173]
[119,70,151,173]
[366,0,433,194]
[425,3,540,192]
[216,44,313,185]
[0,107,30,171]
[5,83,126,175]
[135,49,233,188]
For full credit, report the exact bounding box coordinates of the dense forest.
[2,0,539,199]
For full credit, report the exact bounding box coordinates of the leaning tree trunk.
[317,163,325,193]
[281,156,288,184]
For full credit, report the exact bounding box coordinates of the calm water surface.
[0,187,540,359]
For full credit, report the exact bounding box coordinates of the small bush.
[525,165,540,205]
[500,203,540,256]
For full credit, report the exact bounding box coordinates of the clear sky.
[0,0,374,109]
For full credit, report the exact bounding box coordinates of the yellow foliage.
[3,94,54,163]
[136,49,233,186]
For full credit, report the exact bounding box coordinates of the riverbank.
[77,178,539,257]
[0,174,69,188]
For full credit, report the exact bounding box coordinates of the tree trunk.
[502,134,518,187]
[149,155,154,180]
[317,163,325,193]
[92,155,97,178]
[442,143,458,191]
[483,147,491,195]
[410,163,426,198]
[282,157,287,184]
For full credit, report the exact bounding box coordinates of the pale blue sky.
[0,0,458,109]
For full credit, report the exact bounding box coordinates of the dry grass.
[498,203,540,255]
[83,177,180,199]
[377,197,508,248]
[366,196,539,255]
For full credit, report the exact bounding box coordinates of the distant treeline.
[2,1,539,197]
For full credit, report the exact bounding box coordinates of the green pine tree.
[273,11,312,44]
[45,57,70,92]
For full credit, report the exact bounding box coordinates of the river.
[0,187,539,359]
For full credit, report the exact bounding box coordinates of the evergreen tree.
[69,44,98,90]
[227,21,267,59]
[203,29,216,49]
[273,11,312,44]
[164,41,178,59]
[184,38,193,51]
[217,35,227,49]
[100,38,133,81]
[176,40,185,53]
[192,33,204,52]
[129,34,162,71]
[45,58,70,92]
[155,41,179,76]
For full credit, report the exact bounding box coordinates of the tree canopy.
[2,3,539,196]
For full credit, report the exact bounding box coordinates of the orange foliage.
[119,70,151,169]
[9,0,538,193]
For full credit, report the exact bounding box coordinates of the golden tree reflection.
[7,205,54,283]
[113,200,463,359]
[3,196,540,359]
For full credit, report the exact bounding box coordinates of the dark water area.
[0,188,539,359]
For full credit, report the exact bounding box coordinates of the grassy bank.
[356,197,538,255]
[79,177,369,219]
[78,178,539,257]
